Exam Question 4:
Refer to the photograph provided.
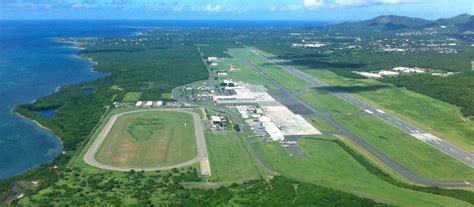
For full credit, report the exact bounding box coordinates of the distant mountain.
[325,14,474,33]
[435,14,473,26]
[363,15,431,29]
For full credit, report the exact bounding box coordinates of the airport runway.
[233,49,474,187]
[84,109,211,175]
[249,48,474,169]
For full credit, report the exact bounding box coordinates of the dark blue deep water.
[0,20,326,179]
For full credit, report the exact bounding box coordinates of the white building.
[392,67,425,74]
[217,71,228,76]
[135,101,143,107]
[378,70,399,76]
[213,96,237,101]
[208,57,218,62]
[353,71,382,79]
[221,80,237,87]
[155,101,163,107]
[210,116,224,128]
[145,101,153,107]
[259,116,284,141]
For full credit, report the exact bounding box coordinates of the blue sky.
[1,0,473,21]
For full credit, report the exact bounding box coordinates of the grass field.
[299,89,361,113]
[95,111,197,168]
[299,68,474,152]
[233,48,310,90]
[161,93,172,99]
[205,131,261,182]
[304,115,336,131]
[122,92,142,102]
[334,115,474,180]
[255,136,471,206]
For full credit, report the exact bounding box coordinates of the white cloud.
[335,0,367,6]
[271,0,323,11]
[202,4,222,13]
[335,0,426,7]
[4,2,55,9]
[304,0,324,8]
[71,3,97,9]
[190,2,242,13]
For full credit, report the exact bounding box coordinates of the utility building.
[145,101,153,107]
[210,116,223,127]
[135,101,143,107]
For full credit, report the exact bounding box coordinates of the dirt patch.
[149,130,171,162]
[113,137,139,163]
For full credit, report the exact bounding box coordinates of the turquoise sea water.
[0,20,147,179]
[0,20,326,179]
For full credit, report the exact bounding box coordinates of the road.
[232,48,474,187]
[84,109,211,175]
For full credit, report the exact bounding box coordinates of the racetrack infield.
[95,111,197,168]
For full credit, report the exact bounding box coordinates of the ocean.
[0,20,326,179]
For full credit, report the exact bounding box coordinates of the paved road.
[233,48,474,187]
[84,109,211,175]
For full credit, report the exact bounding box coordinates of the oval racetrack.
[84,109,211,175]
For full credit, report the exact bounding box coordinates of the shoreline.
[53,37,100,72]
[8,37,95,165]
[14,111,64,147]
[6,28,149,179]
[18,38,102,146]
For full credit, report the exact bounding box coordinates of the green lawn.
[299,68,474,152]
[299,89,361,113]
[233,48,310,90]
[205,131,261,182]
[96,111,197,168]
[304,115,336,131]
[334,115,474,180]
[256,136,471,206]
[122,92,142,102]
[161,93,172,99]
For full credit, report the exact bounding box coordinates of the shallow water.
[0,20,143,179]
